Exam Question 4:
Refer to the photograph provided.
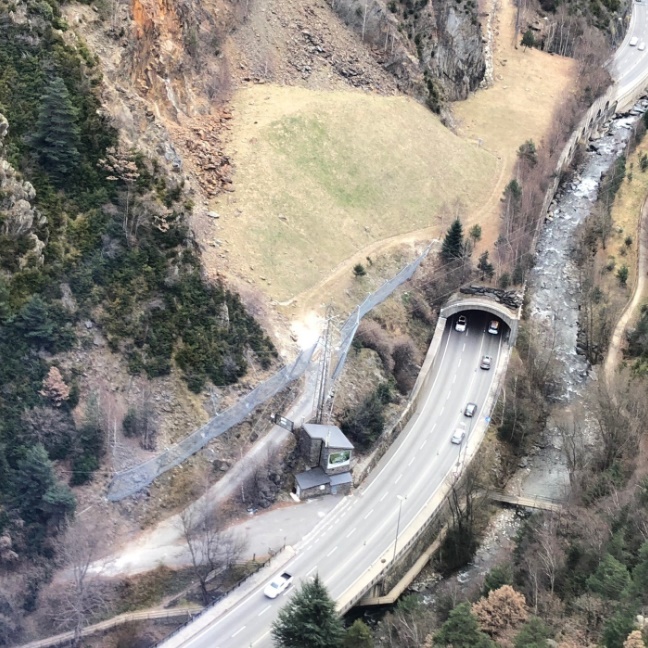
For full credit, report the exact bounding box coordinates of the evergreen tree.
[42,481,76,524]
[272,575,345,648]
[631,541,648,604]
[587,554,632,601]
[603,607,639,648]
[343,619,373,648]
[521,30,535,50]
[435,602,494,648]
[11,443,74,525]
[483,563,513,596]
[514,617,551,648]
[478,251,495,280]
[441,219,465,263]
[33,77,81,180]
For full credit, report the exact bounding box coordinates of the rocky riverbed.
[410,98,648,597]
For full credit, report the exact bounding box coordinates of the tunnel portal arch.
[440,296,520,345]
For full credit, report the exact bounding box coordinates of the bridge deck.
[488,491,563,512]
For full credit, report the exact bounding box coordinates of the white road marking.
[232,626,246,638]
[380,491,388,501]
[346,528,356,538]
[258,606,271,617]
[362,325,453,497]
[394,474,402,485]
[419,440,426,450]
[326,546,338,557]
[251,631,271,646]
[305,566,317,578]
[364,509,374,520]
[408,457,415,467]
[462,342,466,351]
[458,358,462,367]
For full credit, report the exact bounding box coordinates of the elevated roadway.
[612,0,648,105]
[161,311,509,648]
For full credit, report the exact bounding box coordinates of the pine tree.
[478,251,495,280]
[587,554,632,601]
[435,602,495,648]
[11,443,74,525]
[514,617,551,648]
[33,77,81,180]
[272,575,345,648]
[521,30,535,51]
[343,619,373,648]
[441,219,464,263]
[631,541,648,604]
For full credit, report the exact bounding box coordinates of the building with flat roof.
[294,423,354,499]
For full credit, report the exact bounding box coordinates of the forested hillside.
[0,0,274,593]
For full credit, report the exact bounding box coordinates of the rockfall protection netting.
[107,246,431,501]
[107,345,316,501]
[330,245,431,382]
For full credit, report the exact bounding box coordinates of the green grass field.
[212,86,499,302]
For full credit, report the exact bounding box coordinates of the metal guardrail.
[16,608,204,648]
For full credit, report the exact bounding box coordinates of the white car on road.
[263,572,293,599]
[455,315,467,332]
[451,423,467,445]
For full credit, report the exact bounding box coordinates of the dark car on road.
[464,402,477,417]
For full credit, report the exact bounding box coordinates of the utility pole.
[315,305,334,425]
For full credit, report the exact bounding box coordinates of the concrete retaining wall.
[337,340,512,614]
[352,316,448,487]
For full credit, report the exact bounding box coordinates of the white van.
[630,36,639,46]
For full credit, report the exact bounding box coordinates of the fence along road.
[107,245,431,502]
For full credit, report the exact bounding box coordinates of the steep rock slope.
[330,0,486,106]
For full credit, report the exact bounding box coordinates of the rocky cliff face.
[0,113,46,267]
[329,0,486,105]
[425,0,486,100]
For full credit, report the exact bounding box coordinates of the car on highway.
[464,402,477,417]
[630,36,639,46]
[263,572,293,599]
[451,424,466,444]
[640,42,646,51]
[455,315,467,332]
[480,355,492,370]
[487,319,500,335]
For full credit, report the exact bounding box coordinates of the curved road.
[612,1,648,99]
[162,312,504,648]
[160,5,648,647]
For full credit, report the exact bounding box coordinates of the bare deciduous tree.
[558,416,589,489]
[180,497,246,604]
[46,517,112,647]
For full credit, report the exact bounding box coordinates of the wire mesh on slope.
[106,345,316,501]
[331,245,431,383]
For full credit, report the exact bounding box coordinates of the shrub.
[617,264,629,285]
[353,263,366,277]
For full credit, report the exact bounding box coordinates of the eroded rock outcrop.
[329,0,485,104]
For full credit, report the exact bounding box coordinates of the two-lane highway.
[612,0,648,98]
[163,312,504,648]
